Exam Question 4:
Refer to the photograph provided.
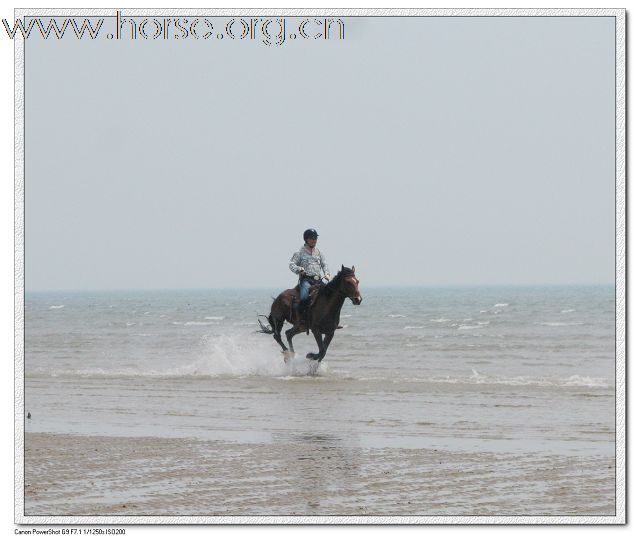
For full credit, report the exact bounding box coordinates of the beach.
[25,432,614,516]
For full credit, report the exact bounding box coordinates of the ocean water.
[24,285,615,457]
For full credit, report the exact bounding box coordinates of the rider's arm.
[289,251,304,275]
[319,251,330,278]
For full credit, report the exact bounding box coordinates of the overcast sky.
[25,16,615,290]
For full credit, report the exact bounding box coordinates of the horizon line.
[23,282,616,294]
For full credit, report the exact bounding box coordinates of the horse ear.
[341,265,345,271]
[352,266,355,273]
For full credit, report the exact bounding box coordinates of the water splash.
[29,332,327,380]
[191,333,326,377]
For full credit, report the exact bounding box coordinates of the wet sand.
[24,432,615,516]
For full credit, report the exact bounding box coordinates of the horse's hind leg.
[272,317,288,352]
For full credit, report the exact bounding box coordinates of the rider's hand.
[299,269,305,275]
[325,273,331,280]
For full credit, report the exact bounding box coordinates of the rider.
[289,228,331,324]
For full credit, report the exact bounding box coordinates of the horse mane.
[319,266,353,298]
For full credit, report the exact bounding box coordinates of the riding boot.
[304,301,312,334]
[297,298,310,326]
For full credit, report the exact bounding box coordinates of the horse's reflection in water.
[274,432,363,513]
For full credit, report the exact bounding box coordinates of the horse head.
[339,265,362,305]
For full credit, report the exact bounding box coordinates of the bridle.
[339,273,362,304]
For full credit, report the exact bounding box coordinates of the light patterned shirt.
[289,245,330,279]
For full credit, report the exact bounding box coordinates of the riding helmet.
[303,228,319,241]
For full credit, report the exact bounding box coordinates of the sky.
[24,15,616,290]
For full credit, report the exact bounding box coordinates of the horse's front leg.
[322,331,335,355]
[317,330,335,362]
[307,330,325,361]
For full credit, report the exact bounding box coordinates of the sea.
[24,285,616,458]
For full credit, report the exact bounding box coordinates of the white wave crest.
[172,321,216,326]
[458,324,486,330]
[561,375,609,388]
[350,372,611,389]
[538,322,585,327]
[466,370,609,388]
[49,305,64,309]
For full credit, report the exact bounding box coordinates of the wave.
[357,372,611,389]
[27,361,611,389]
[467,370,608,388]
[388,314,407,318]
[457,324,486,330]
[494,303,509,307]
[49,305,65,309]
[560,375,609,387]
[538,322,585,327]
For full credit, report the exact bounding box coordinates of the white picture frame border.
[13,7,626,525]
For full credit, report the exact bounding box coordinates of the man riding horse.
[289,228,331,325]
[258,228,362,364]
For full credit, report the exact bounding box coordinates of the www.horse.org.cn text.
[2,13,346,46]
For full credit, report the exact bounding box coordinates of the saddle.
[293,282,323,308]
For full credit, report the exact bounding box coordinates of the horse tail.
[257,314,274,334]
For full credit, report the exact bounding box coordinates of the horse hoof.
[306,353,316,360]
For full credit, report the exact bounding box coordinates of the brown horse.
[258,265,362,362]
